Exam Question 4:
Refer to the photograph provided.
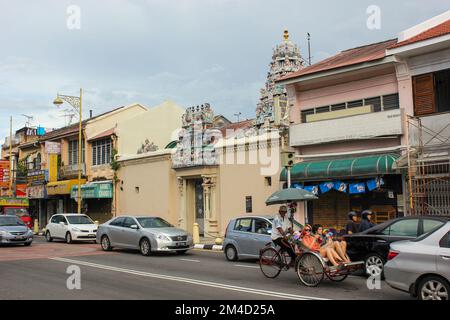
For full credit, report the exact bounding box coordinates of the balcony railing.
[290,108,404,147]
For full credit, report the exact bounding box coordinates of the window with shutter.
[413,73,435,116]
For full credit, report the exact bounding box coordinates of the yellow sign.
[0,197,29,207]
[48,154,58,182]
[46,179,86,195]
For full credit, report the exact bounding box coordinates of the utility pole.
[9,116,13,197]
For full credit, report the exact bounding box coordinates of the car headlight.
[28,229,34,234]
[71,227,80,232]
[0,230,7,235]
[157,234,171,241]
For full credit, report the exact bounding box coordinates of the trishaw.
[260,188,364,287]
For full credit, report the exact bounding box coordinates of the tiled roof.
[278,39,397,81]
[88,128,115,141]
[390,19,450,48]
[220,119,254,137]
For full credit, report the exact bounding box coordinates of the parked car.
[97,216,193,256]
[344,216,449,277]
[385,221,450,300]
[223,215,273,261]
[45,213,98,244]
[2,207,33,229]
[0,215,33,246]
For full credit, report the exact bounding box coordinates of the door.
[120,217,141,249]
[194,180,204,236]
[48,215,60,238]
[250,218,272,256]
[437,229,450,279]
[233,218,254,256]
[57,216,69,238]
[108,217,126,246]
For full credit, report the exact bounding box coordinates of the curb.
[194,244,223,251]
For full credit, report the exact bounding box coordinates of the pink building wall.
[287,66,402,154]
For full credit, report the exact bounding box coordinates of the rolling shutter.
[413,73,436,116]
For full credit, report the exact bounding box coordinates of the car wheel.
[140,238,151,256]
[176,250,188,255]
[65,232,73,244]
[101,235,112,251]
[418,276,449,300]
[225,245,238,261]
[365,253,385,279]
[45,231,53,242]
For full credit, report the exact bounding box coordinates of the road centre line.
[50,257,329,300]
[179,258,200,263]
[234,264,260,269]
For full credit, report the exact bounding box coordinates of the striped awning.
[280,154,399,181]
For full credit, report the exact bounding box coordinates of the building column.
[177,177,187,230]
[202,175,218,237]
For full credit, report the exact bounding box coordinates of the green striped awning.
[280,154,399,181]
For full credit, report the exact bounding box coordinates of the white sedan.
[45,213,98,244]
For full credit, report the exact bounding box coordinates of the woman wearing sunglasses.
[300,224,343,267]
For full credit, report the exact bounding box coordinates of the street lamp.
[53,88,83,214]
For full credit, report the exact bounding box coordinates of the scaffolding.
[403,116,450,216]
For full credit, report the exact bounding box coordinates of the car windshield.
[4,207,29,217]
[0,216,25,226]
[66,215,94,225]
[136,217,173,228]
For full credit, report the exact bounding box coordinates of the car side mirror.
[59,222,65,226]
[130,224,139,230]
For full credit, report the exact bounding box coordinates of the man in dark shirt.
[345,211,359,234]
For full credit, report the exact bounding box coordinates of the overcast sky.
[1,0,449,141]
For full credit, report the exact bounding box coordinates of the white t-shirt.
[271,214,291,240]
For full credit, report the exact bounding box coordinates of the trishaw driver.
[271,205,297,264]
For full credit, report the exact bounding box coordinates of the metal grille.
[406,161,450,216]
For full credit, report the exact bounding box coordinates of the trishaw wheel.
[259,247,282,279]
[296,252,324,287]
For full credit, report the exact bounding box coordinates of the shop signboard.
[27,169,47,185]
[71,182,113,199]
[27,185,46,199]
[45,141,61,154]
[15,184,27,198]
[0,160,10,188]
[0,197,29,207]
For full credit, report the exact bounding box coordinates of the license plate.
[176,242,186,246]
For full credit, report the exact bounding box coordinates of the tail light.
[387,250,399,261]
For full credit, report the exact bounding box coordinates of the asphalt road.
[0,236,412,300]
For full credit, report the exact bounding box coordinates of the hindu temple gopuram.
[255,30,304,128]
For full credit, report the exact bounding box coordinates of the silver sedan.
[97,216,194,256]
[384,221,450,300]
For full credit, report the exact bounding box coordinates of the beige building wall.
[84,103,148,179]
[117,151,179,225]
[116,100,184,156]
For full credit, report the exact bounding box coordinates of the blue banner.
[304,185,319,195]
[366,177,385,191]
[349,182,366,194]
[333,181,347,193]
[320,181,334,194]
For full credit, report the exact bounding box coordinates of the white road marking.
[50,257,329,300]
[234,264,260,269]
[179,258,200,263]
